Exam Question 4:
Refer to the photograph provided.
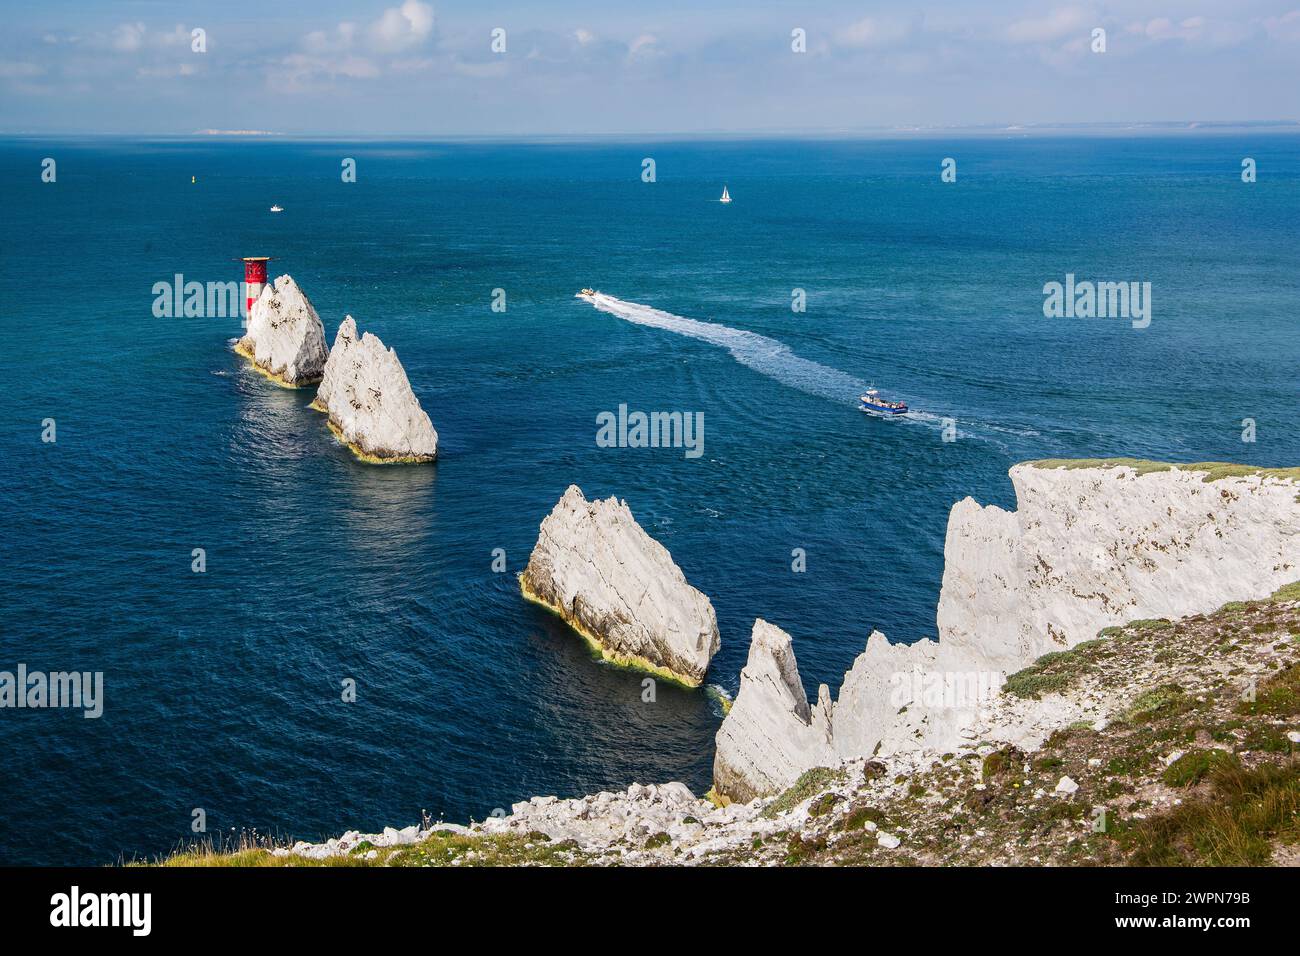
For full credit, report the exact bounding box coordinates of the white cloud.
[101,22,196,54]
[837,17,912,48]
[1007,7,1091,44]
[1262,9,1300,42]
[1144,17,1177,39]
[154,25,192,48]
[271,50,380,92]
[111,22,146,53]
[367,0,434,53]
[628,34,660,59]
[391,57,436,74]
[452,60,509,78]
[1127,14,1254,48]
[0,61,44,78]
[303,23,358,55]
[137,62,197,78]
[277,2,432,90]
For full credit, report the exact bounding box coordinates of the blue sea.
[1,134,1297,865]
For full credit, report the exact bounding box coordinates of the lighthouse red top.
[242,256,271,284]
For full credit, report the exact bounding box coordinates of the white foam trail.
[581,292,872,406]
[575,293,1051,448]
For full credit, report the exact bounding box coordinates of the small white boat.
[269,204,283,213]
[579,288,597,298]
[719,186,731,204]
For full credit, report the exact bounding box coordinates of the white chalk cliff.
[520,485,721,686]
[234,275,328,386]
[714,460,1300,801]
[311,316,438,463]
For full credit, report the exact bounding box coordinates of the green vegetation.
[1004,646,1097,699]
[1270,581,1300,604]
[1126,618,1172,633]
[839,804,892,832]
[1161,749,1238,788]
[1217,581,1300,618]
[783,831,827,864]
[1121,684,1190,724]
[762,766,846,819]
[1126,761,1300,865]
[981,746,1024,781]
[1029,458,1300,483]
[808,792,842,817]
[158,830,591,868]
[1235,662,1300,718]
[1241,726,1293,753]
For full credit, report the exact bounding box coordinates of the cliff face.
[520,485,720,686]
[234,275,329,387]
[311,316,438,463]
[714,460,1300,800]
[937,461,1299,668]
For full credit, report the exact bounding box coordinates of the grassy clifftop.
[157,832,596,868]
[1029,457,1300,483]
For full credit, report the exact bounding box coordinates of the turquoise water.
[1,135,1297,865]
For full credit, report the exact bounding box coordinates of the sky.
[2,0,1299,135]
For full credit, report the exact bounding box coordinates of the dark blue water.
[1,135,1297,865]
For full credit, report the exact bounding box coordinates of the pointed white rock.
[712,620,834,802]
[520,485,720,686]
[312,316,438,462]
[235,274,328,386]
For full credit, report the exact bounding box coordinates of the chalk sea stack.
[310,316,438,463]
[233,274,329,387]
[520,485,720,686]
[712,620,834,803]
[713,459,1300,801]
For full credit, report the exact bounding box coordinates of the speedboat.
[579,288,596,298]
[860,387,908,415]
[269,204,283,213]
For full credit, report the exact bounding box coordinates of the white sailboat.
[719,185,731,204]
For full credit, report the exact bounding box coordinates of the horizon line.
[3,119,1299,142]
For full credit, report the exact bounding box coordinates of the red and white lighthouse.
[241,256,272,317]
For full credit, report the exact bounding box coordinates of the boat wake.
[577,292,1053,450]
[580,292,873,407]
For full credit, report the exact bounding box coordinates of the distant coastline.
[192,129,284,137]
